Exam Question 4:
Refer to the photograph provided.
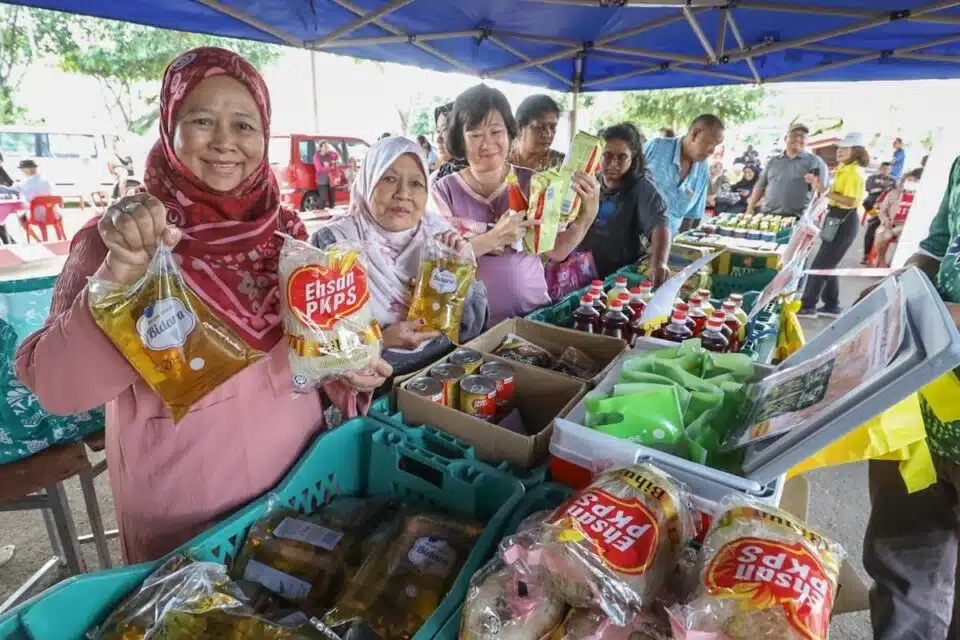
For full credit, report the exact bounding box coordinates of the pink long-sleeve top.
[15,229,366,563]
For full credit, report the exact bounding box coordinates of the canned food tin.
[405,377,445,404]
[459,375,498,420]
[429,363,466,407]
[478,361,516,414]
[448,348,483,375]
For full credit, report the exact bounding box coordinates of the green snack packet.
[587,387,685,446]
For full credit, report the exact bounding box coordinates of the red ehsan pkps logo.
[287,259,369,331]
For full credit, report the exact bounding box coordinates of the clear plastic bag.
[406,235,477,344]
[279,237,382,390]
[669,495,845,640]
[88,245,265,423]
[551,608,670,640]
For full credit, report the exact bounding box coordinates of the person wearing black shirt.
[0,153,12,188]
[578,123,671,284]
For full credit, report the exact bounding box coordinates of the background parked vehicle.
[269,134,369,211]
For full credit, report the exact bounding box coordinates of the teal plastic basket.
[0,418,525,640]
[435,483,573,640]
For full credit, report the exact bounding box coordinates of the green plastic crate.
[0,418,525,640]
[435,483,573,639]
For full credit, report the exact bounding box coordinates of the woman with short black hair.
[579,122,671,283]
[430,102,467,184]
[509,94,565,172]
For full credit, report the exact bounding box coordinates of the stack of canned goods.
[404,348,516,421]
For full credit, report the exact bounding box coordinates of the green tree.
[57,18,281,134]
[0,6,65,123]
[592,85,766,136]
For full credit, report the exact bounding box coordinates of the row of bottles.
[571,277,748,354]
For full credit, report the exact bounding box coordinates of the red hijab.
[137,47,306,351]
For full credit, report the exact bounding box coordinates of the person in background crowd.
[644,114,724,235]
[861,154,960,640]
[0,159,57,244]
[579,123,669,283]
[891,137,906,179]
[15,47,391,563]
[431,84,600,324]
[798,133,869,318]
[0,152,13,188]
[719,164,760,214]
[312,137,487,375]
[508,94,565,172]
[416,134,440,170]
[312,140,339,210]
[872,168,923,268]
[660,127,675,138]
[735,144,760,167]
[746,123,828,218]
[861,161,898,264]
[706,160,729,211]
[431,102,468,184]
[107,136,136,200]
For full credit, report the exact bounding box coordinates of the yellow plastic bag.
[774,298,805,364]
[788,394,936,493]
[918,371,960,424]
[407,235,476,343]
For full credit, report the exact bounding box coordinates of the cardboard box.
[397,352,587,470]
[463,318,627,387]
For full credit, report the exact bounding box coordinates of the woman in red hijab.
[15,48,391,563]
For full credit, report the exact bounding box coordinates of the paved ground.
[0,217,883,637]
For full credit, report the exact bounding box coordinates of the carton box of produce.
[397,352,586,470]
[463,317,627,386]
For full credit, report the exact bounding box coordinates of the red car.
[269,134,369,211]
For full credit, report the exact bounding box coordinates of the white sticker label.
[429,267,457,294]
[273,517,343,551]
[136,297,197,350]
[242,559,312,601]
[407,536,457,576]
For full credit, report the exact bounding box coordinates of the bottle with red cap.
[661,310,693,343]
[607,276,629,308]
[726,293,750,326]
[601,298,630,341]
[588,281,607,314]
[711,311,733,340]
[627,286,647,317]
[572,294,601,333]
[687,293,709,336]
[672,301,698,333]
[617,292,634,320]
[700,316,729,353]
[721,300,743,351]
[697,288,715,315]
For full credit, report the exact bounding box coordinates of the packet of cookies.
[88,245,265,424]
[279,236,381,391]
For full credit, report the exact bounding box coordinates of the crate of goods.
[0,418,525,640]
[550,267,960,521]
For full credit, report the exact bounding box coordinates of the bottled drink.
[638,280,654,304]
[726,293,750,326]
[711,311,733,340]
[701,317,729,353]
[673,302,697,333]
[628,286,646,317]
[601,299,630,341]
[721,300,743,351]
[607,276,629,309]
[572,294,601,333]
[697,288,715,315]
[617,293,634,320]
[588,283,606,314]
[686,294,709,336]
[506,168,529,211]
[662,310,693,343]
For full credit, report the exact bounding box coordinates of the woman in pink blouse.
[15,48,390,563]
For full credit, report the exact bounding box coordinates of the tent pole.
[570,55,584,140]
[318,30,482,48]
[486,35,574,86]
[796,43,960,64]
[191,0,302,45]
[725,11,762,83]
[736,1,960,25]
[309,0,413,47]
[310,50,320,132]
[716,8,728,57]
[682,6,717,63]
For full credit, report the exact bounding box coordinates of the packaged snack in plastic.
[558,132,604,227]
[407,235,477,344]
[551,608,669,640]
[494,333,556,368]
[324,512,483,638]
[88,245,265,424]
[533,464,695,624]
[669,495,845,640]
[280,237,382,389]
[524,170,564,254]
[553,346,599,379]
[460,554,568,640]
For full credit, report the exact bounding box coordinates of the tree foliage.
[57,18,281,134]
[0,6,66,123]
[593,85,766,136]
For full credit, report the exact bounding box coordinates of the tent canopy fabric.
[8,0,960,91]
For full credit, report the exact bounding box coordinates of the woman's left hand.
[341,358,393,393]
[435,230,467,254]
[573,171,601,224]
[648,263,672,288]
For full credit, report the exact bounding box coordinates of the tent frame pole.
[795,43,960,64]
[725,11,762,83]
[308,0,413,47]
[716,8,728,57]
[190,0,302,45]
[683,5,717,63]
[318,30,481,48]
[485,35,574,87]
[737,1,960,25]
[310,50,320,131]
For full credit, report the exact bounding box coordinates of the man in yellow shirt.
[798,132,869,317]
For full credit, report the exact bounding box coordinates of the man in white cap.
[746,123,828,218]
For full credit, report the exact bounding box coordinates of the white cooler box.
[552,267,960,517]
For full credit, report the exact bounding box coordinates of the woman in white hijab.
[310,137,489,374]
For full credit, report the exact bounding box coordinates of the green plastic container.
[0,418,525,640]
[435,483,573,640]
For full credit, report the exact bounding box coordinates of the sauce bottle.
[505,168,529,211]
[607,276,629,308]
[638,280,654,304]
[617,292,634,321]
[726,293,750,326]
[601,298,630,341]
[590,279,607,306]
[697,288,715,315]
[572,294,601,333]
[662,310,693,343]
[687,293,709,337]
[701,317,729,353]
[721,300,743,352]
[673,302,697,333]
[712,311,733,341]
[628,286,646,317]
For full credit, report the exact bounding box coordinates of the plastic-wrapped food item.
[494,333,556,368]
[558,132,604,227]
[553,346,599,379]
[534,465,695,624]
[407,235,477,343]
[231,497,398,613]
[280,237,382,390]
[460,555,568,639]
[550,608,669,640]
[325,513,483,639]
[524,171,564,254]
[88,246,264,423]
[670,495,845,640]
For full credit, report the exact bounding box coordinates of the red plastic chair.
[21,195,66,243]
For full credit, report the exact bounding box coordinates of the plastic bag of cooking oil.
[88,245,265,424]
[279,236,382,391]
[407,234,477,344]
